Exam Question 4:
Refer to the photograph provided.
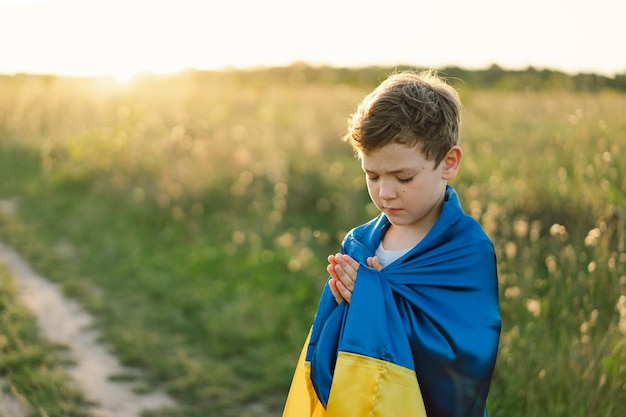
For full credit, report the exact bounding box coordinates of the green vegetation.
[0,65,625,416]
[0,263,90,417]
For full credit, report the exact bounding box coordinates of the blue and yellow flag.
[283,186,501,417]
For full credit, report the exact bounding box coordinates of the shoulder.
[440,186,494,251]
[456,213,492,241]
[341,214,388,262]
[454,213,495,256]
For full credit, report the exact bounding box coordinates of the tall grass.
[0,69,624,416]
[459,90,626,415]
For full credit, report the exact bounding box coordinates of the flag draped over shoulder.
[283,185,501,417]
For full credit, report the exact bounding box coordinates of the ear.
[441,146,463,180]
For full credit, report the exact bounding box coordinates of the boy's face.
[360,143,460,233]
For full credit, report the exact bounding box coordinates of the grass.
[0,262,91,417]
[0,68,625,416]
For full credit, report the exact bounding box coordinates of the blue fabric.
[306,185,501,417]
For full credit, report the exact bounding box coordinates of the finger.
[334,279,352,303]
[370,256,383,271]
[328,278,344,304]
[336,255,358,278]
[327,263,340,282]
[341,254,360,271]
[334,264,355,291]
[367,256,383,271]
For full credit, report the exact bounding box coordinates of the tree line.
[4,63,626,92]
[189,62,626,92]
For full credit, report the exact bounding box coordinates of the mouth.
[384,207,402,214]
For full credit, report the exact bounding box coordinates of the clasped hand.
[327,253,382,304]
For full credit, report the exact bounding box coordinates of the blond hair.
[343,70,461,166]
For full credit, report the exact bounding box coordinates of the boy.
[282,70,501,417]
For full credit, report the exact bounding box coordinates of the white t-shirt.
[375,242,413,268]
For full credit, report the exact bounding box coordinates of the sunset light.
[1,0,625,79]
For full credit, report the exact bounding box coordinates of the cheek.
[366,184,379,199]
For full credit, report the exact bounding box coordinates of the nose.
[378,180,396,201]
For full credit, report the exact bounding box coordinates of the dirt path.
[0,239,176,417]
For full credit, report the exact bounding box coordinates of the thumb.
[367,256,383,271]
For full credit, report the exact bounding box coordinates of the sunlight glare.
[1,0,625,78]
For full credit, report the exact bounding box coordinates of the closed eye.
[398,176,414,184]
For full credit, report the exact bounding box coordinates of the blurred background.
[0,1,625,416]
[2,0,625,80]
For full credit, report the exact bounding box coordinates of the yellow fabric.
[282,333,326,417]
[283,342,426,417]
[326,351,427,417]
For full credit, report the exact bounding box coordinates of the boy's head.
[343,69,462,167]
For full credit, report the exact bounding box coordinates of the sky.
[1,0,625,81]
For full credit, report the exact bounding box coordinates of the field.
[0,66,625,416]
